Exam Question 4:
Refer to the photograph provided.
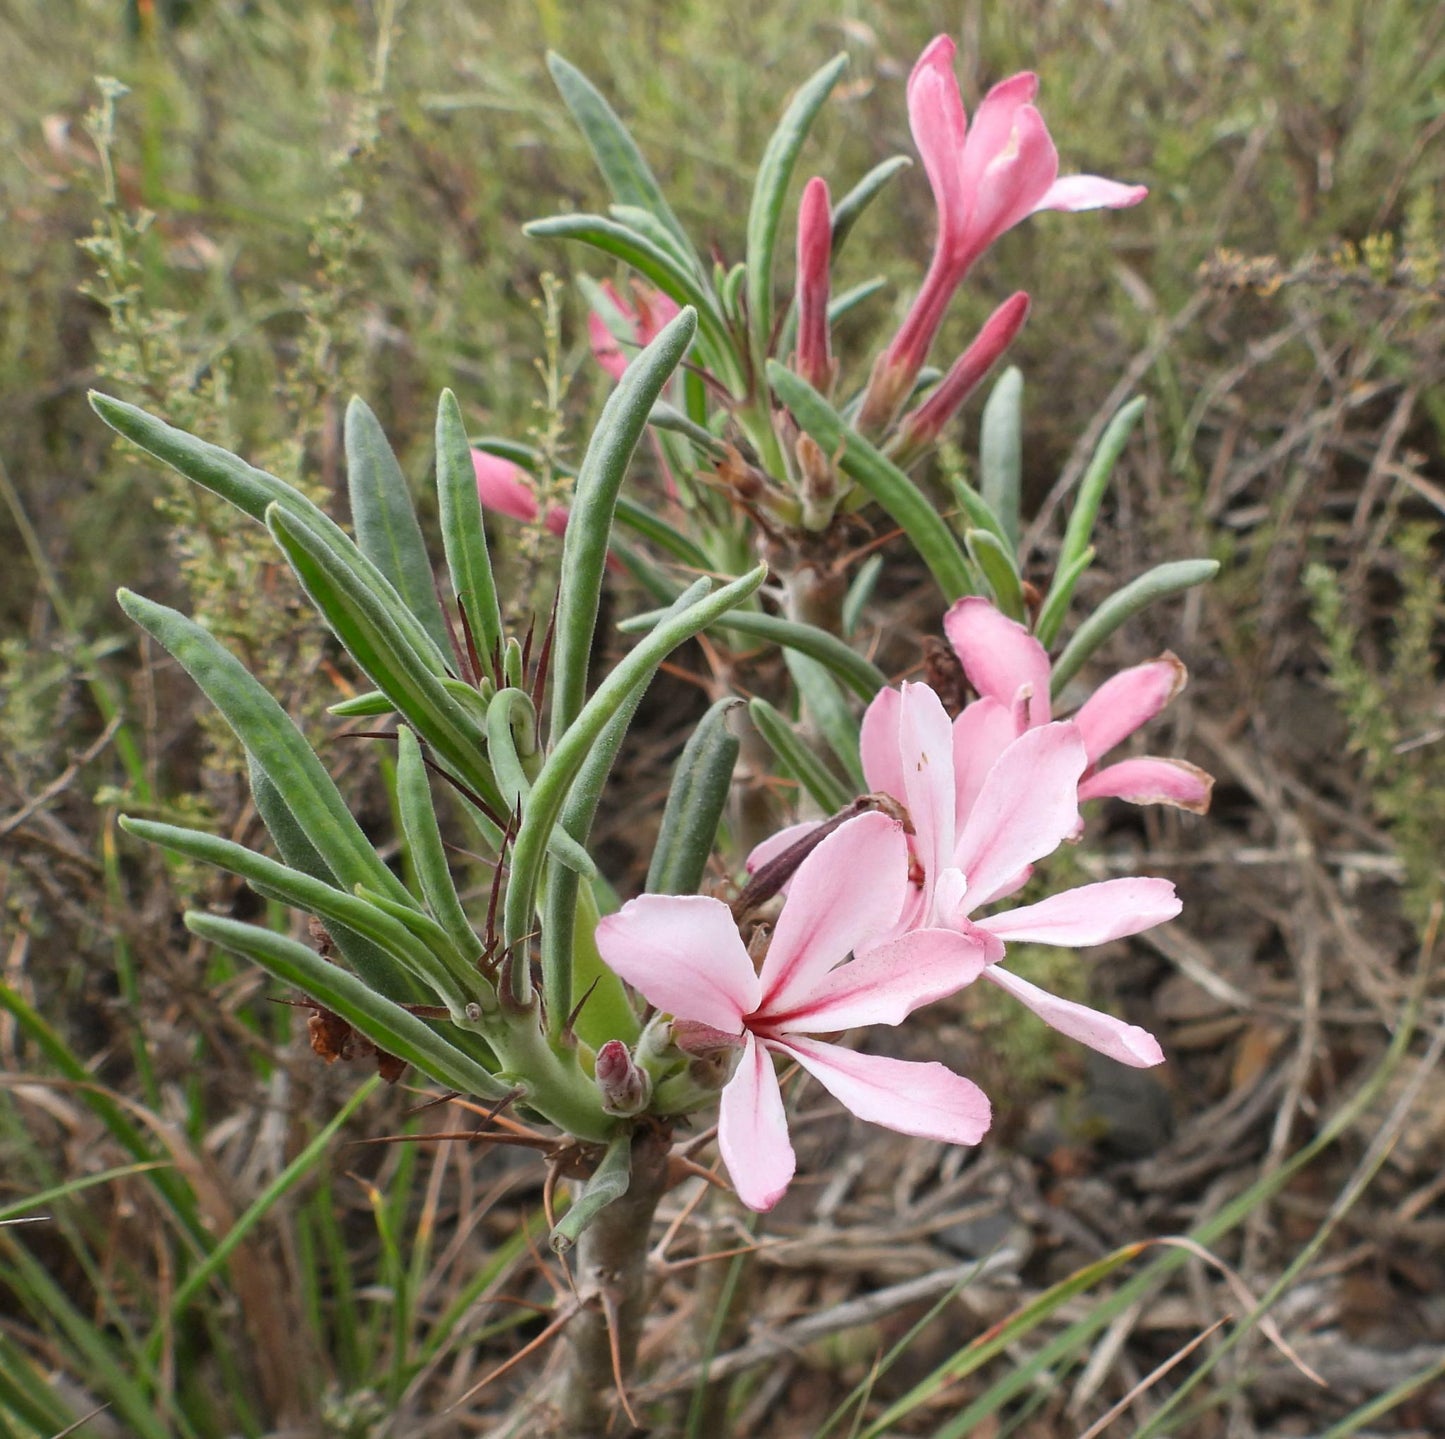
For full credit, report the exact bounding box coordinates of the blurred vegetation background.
[1,0,1442,1433]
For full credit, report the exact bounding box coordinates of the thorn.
[530,595,559,741]
[456,598,485,687]
[602,1286,642,1430]
[469,1087,524,1134]
[435,574,467,680]
[402,1089,460,1119]
[520,611,536,680]
[447,1303,579,1412]
[417,751,507,831]
[400,1004,452,1020]
[562,977,601,1042]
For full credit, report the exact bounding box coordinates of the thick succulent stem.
[555,1124,671,1435]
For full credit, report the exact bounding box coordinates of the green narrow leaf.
[504,566,767,985]
[122,816,479,1009]
[610,203,700,276]
[395,727,479,961]
[768,362,974,602]
[546,51,697,265]
[1032,545,1096,651]
[185,913,510,1098]
[827,276,888,323]
[436,388,503,676]
[785,650,865,792]
[91,392,454,676]
[830,155,911,256]
[264,505,505,815]
[749,697,853,814]
[345,397,452,656]
[648,698,743,895]
[550,306,699,745]
[327,690,396,717]
[978,367,1023,553]
[1050,559,1220,695]
[745,53,849,361]
[250,757,425,1003]
[550,1132,631,1253]
[842,554,885,639]
[618,602,889,702]
[964,528,1025,621]
[613,493,712,571]
[941,471,1011,553]
[118,589,418,911]
[1057,396,1147,580]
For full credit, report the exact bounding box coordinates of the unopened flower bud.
[793,176,836,394]
[594,1039,651,1116]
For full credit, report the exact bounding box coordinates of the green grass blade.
[184,913,510,1098]
[1049,559,1220,695]
[647,697,743,895]
[745,53,848,362]
[979,366,1023,553]
[549,306,699,745]
[436,388,503,675]
[1057,395,1147,581]
[748,697,853,813]
[546,51,697,266]
[768,362,974,601]
[344,396,452,656]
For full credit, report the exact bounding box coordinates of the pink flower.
[595,812,992,1211]
[892,290,1031,458]
[859,37,1146,429]
[860,683,1178,1067]
[471,450,568,538]
[943,596,1214,813]
[793,176,835,393]
[587,280,682,382]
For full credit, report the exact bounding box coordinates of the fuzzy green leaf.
[979,367,1023,553]
[785,650,865,792]
[1057,396,1147,581]
[749,697,853,814]
[1033,545,1096,651]
[964,528,1025,621]
[550,1131,632,1253]
[830,155,911,256]
[647,697,743,895]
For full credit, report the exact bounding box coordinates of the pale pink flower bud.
[793,176,835,394]
[587,280,682,382]
[471,450,568,537]
[594,1039,652,1117]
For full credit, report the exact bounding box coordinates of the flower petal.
[907,36,970,246]
[472,451,540,523]
[967,103,1060,254]
[718,1034,795,1211]
[758,812,909,1015]
[898,682,959,897]
[1071,654,1186,763]
[952,695,1023,824]
[859,685,906,799]
[977,877,1181,946]
[955,71,1041,200]
[1078,757,1214,813]
[1034,174,1148,213]
[771,925,989,1032]
[943,597,1052,724]
[779,1035,992,1145]
[952,722,1086,909]
[594,894,758,1032]
[982,966,1164,1067]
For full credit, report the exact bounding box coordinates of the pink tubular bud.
[894,291,1031,457]
[594,1039,651,1116]
[793,177,835,394]
[472,449,569,537]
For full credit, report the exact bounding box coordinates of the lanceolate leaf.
[549,306,698,746]
[979,367,1024,553]
[745,53,849,361]
[503,566,768,996]
[184,914,511,1100]
[91,392,453,676]
[749,697,853,814]
[830,155,912,257]
[345,397,452,656]
[546,51,697,267]
[768,362,974,601]
[964,528,1025,621]
[785,650,865,791]
[613,495,713,571]
[647,697,743,895]
[550,1131,632,1253]
[1033,545,1096,651]
[117,589,417,911]
[1058,395,1147,581]
[436,388,504,677]
[1050,559,1221,695]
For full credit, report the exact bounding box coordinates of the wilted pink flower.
[943,596,1214,813]
[471,450,568,538]
[892,290,1031,457]
[587,280,683,382]
[859,36,1147,429]
[596,812,992,1211]
[793,176,835,393]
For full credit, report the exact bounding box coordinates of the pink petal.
[594,895,758,1032]
[718,1034,795,1211]
[768,925,989,1032]
[942,597,1052,725]
[587,305,630,382]
[982,966,1164,1067]
[952,722,1086,909]
[1072,654,1187,763]
[472,451,539,523]
[1034,174,1148,213]
[745,820,822,877]
[897,682,959,897]
[955,71,1041,201]
[1078,757,1214,813]
[778,1035,992,1145]
[907,36,970,243]
[977,877,1181,946]
[967,102,1060,254]
[952,695,1023,825]
[758,813,909,1015]
[543,504,570,538]
[794,176,834,392]
[859,686,906,800]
